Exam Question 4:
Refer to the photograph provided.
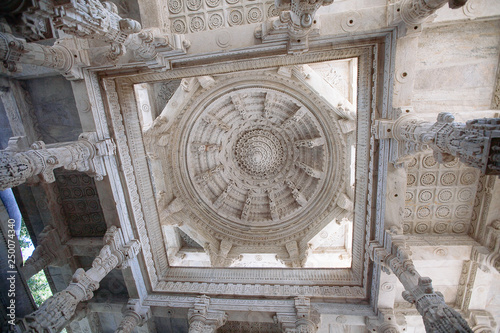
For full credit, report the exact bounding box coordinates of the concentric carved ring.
[234,129,285,178]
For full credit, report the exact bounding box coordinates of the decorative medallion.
[267,4,279,17]
[418,190,433,202]
[208,13,224,30]
[407,173,416,186]
[168,0,183,14]
[420,172,436,186]
[247,7,263,23]
[172,19,187,33]
[228,9,244,26]
[433,222,448,234]
[438,189,453,202]
[422,155,436,168]
[187,0,202,11]
[190,16,205,32]
[460,170,476,185]
[440,172,457,186]
[206,0,221,7]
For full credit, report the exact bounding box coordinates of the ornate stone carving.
[275,297,320,333]
[379,113,500,175]
[160,77,347,247]
[371,231,473,333]
[115,299,151,333]
[0,133,113,191]
[188,295,228,333]
[399,0,468,26]
[19,227,140,333]
[20,225,71,280]
[0,31,82,79]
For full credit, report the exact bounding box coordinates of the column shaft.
[0,32,78,76]
[0,133,111,191]
[376,232,473,333]
[390,113,500,175]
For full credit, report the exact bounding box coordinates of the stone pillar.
[18,226,140,333]
[400,0,468,26]
[371,231,473,333]
[115,299,151,333]
[275,297,320,333]
[0,32,81,79]
[188,295,227,333]
[20,225,70,280]
[377,113,500,174]
[0,132,113,191]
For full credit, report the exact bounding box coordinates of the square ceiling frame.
[89,30,397,305]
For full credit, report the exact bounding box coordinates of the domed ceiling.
[145,64,356,266]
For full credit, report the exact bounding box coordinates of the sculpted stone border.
[101,34,392,299]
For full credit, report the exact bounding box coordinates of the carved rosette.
[166,74,347,246]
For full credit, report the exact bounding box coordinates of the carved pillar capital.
[0,133,114,190]
[276,297,320,333]
[378,113,500,174]
[19,227,140,333]
[188,295,228,333]
[115,299,151,333]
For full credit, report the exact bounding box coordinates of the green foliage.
[18,219,53,307]
[27,270,53,307]
[18,219,33,262]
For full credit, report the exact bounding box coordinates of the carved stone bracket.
[18,226,140,333]
[255,0,333,54]
[188,295,228,333]
[275,297,320,333]
[0,132,114,191]
[374,113,500,174]
[20,225,71,280]
[370,231,473,333]
[115,299,151,333]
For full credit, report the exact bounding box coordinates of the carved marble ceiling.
[166,0,279,33]
[143,61,357,268]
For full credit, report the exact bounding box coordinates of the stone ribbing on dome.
[160,71,349,246]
